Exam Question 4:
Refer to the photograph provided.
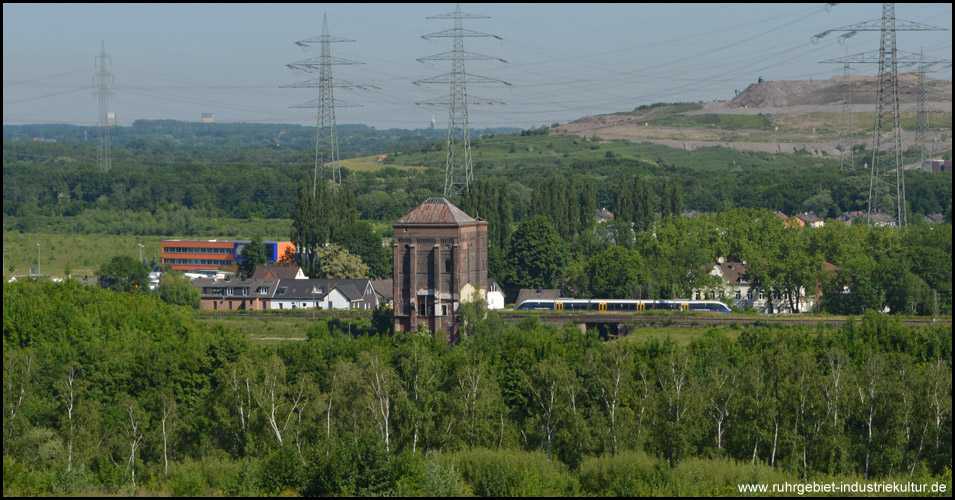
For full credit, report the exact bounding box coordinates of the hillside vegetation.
[3,280,951,496]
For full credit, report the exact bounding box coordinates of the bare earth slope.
[554,74,952,158]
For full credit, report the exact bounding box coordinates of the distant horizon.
[1,119,525,133]
[4,3,951,129]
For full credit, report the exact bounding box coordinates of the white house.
[487,279,505,310]
[693,258,822,314]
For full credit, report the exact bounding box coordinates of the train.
[516,298,732,313]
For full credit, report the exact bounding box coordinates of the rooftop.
[395,197,478,225]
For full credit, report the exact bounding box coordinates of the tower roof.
[396,197,477,225]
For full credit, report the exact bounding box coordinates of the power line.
[416,4,509,199]
[285,14,366,194]
[93,41,114,172]
[814,3,949,228]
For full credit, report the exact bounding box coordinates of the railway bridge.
[497,311,951,336]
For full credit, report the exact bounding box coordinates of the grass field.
[196,315,313,342]
[3,232,168,281]
[340,155,428,172]
[3,224,292,281]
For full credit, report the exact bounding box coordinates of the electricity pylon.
[839,37,855,170]
[93,41,114,172]
[415,4,509,199]
[911,49,947,164]
[814,3,947,227]
[286,14,370,195]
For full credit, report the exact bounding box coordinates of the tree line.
[3,279,951,496]
[458,174,951,315]
[6,133,950,237]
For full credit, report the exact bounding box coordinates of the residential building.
[196,276,379,311]
[922,159,952,173]
[487,279,505,310]
[596,207,614,223]
[371,279,394,306]
[793,212,824,228]
[925,213,946,224]
[693,258,828,314]
[837,211,864,224]
[251,265,306,280]
[196,276,277,311]
[269,279,378,311]
[868,213,897,228]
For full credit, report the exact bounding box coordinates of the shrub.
[168,460,207,497]
[449,448,577,497]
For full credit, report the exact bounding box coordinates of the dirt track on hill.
[553,75,953,157]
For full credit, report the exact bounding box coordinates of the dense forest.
[4,120,953,314]
[5,121,951,232]
[3,280,951,496]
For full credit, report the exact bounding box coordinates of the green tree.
[632,177,653,232]
[238,235,266,279]
[585,245,647,299]
[335,221,390,279]
[503,216,568,290]
[96,255,149,292]
[314,244,370,279]
[158,271,200,308]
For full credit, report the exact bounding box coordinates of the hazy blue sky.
[3,3,951,130]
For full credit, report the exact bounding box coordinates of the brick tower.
[392,197,488,341]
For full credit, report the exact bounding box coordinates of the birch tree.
[590,342,632,455]
[3,349,34,448]
[656,347,693,465]
[121,398,146,487]
[395,337,439,454]
[855,352,882,480]
[927,356,951,472]
[159,393,176,475]
[525,355,572,460]
[360,350,403,453]
[56,362,81,472]
[252,355,309,447]
[705,363,736,452]
[455,351,500,449]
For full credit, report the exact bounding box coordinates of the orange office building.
[162,240,294,273]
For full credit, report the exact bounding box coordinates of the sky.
[3,3,952,130]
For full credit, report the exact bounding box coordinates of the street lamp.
[36,243,40,279]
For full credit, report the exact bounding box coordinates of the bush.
[168,460,208,496]
[53,463,96,495]
[578,450,664,496]
[306,432,396,496]
[259,445,306,496]
[449,448,578,497]
[423,457,468,497]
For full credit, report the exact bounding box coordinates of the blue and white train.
[516,299,732,313]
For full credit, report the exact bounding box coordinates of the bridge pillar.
[578,323,587,334]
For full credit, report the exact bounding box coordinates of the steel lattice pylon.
[815,3,947,227]
[839,42,854,170]
[93,41,113,172]
[416,4,509,200]
[286,15,366,195]
[868,3,905,226]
